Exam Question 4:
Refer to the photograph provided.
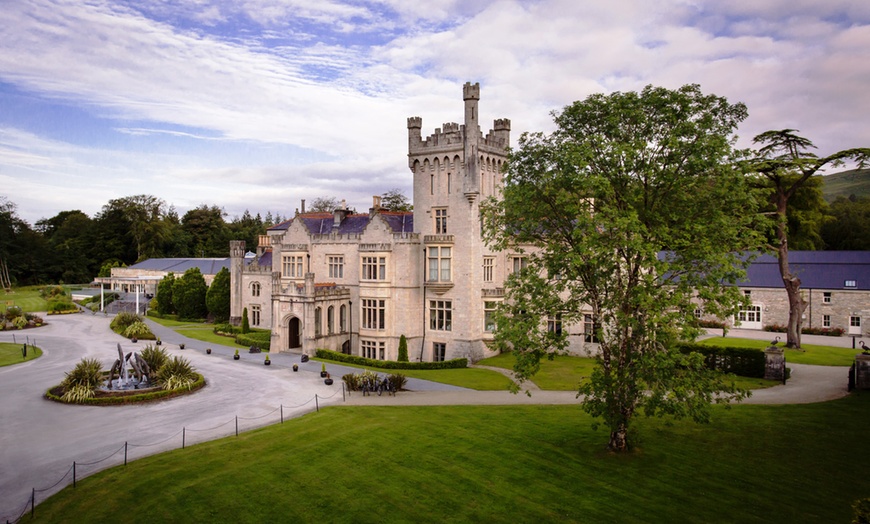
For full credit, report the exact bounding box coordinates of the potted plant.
[292,363,298,372]
[320,363,327,378]
[206,348,212,355]
[324,374,334,386]
[264,355,271,366]
[233,349,240,360]
[131,336,138,343]
[156,338,162,346]
[179,343,185,350]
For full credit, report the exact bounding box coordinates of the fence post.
[183,428,186,449]
[280,404,284,424]
[315,395,319,412]
[73,461,76,488]
[124,442,128,466]
[342,383,346,402]
[235,416,239,437]
[31,488,35,518]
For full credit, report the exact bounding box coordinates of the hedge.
[763,324,846,337]
[236,332,271,351]
[676,343,766,378]
[315,349,468,370]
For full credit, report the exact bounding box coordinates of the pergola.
[92,276,163,313]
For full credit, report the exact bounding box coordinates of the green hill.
[821,168,870,202]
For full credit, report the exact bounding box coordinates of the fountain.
[106,343,152,390]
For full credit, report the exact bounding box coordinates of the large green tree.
[822,196,870,250]
[748,130,870,348]
[483,85,763,452]
[182,205,230,257]
[173,268,207,320]
[206,267,231,323]
[156,272,176,315]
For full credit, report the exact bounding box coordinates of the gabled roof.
[256,251,272,267]
[128,258,230,275]
[744,251,870,290]
[266,211,414,235]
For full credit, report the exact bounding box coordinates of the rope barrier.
[74,444,126,467]
[33,464,73,493]
[128,429,183,448]
[237,406,280,421]
[185,418,235,433]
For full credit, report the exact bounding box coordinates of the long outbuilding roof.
[128,258,231,275]
[743,251,870,291]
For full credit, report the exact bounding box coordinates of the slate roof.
[743,251,870,290]
[256,251,272,267]
[128,258,230,275]
[266,211,414,235]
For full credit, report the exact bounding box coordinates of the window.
[362,256,386,280]
[430,174,434,195]
[361,340,385,360]
[251,305,261,327]
[447,173,452,193]
[340,304,347,332]
[823,314,831,327]
[434,208,448,234]
[823,292,832,304]
[483,257,494,283]
[430,300,452,331]
[252,282,260,297]
[846,280,857,288]
[327,306,335,335]
[584,314,599,343]
[737,305,762,324]
[547,313,563,336]
[743,290,751,297]
[433,342,446,362]
[282,255,304,278]
[328,256,344,279]
[511,256,528,273]
[314,307,322,337]
[484,301,499,332]
[362,299,385,330]
[428,247,452,282]
[851,316,861,327]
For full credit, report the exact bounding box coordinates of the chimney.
[369,195,382,216]
[301,199,306,214]
[333,200,349,230]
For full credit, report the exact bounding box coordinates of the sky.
[1,0,869,225]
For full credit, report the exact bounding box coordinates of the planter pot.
[206,348,212,354]
[301,355,309,363]
[156,340,162,346]
[233,354,240,360]
[265,360,271,366]
[320,371,327,378]
[324,378,334,386]
[292,364,298,372]
[179,344,185,350]
[131,338,138,343]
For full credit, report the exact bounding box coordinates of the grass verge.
[0,342,42,367]
[317,358,514,390]
[699,336,858,366]
[31,393,870,523]
[0,286,48,313]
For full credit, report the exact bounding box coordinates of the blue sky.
[1,0,869,224]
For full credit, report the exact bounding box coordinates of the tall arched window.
[314,307,322,337]
[252,282,260,297]
[340,304,347,333]
[327,306,335,335]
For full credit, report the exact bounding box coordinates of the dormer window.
[846,280,857,288]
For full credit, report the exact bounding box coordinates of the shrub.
[698,319,728,329]
[342,371,407,392]
[123,321,155,340]
[676,343,766,378]
[316,349,468,370]
[213,323,242,336]
[111,312,141,333]
[387,373,408,391]
[61,358,103,393]
[155,356,197,390]
[13,316,27,329]
[5,305,23,321]
[242,307,250,334]
[47,299,77,313]
[763,324,845,337]
[140,344,169,373]
[61,384,96,403]
[398,334,409,362]
[236,331,271,350]
[40,285,66,299]
[853,497,870,524]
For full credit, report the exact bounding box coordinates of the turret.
[463,82,481,139]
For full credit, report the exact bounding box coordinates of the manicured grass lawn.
[0,341,42,367]
[699,336,858,366]
[0,286,48,313]
[32,394,870,523]
[316,358,514,390]
[146,317,253,349]
[478,353,780,391]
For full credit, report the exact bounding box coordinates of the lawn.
[0,341,42,367]
[322,359,515,391]
[478,353,781,391]
[31,394,870,523]
[146,316,252,349]
[0,286,49,313]
[699,336,859,366]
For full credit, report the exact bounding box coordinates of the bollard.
[125,442,128,466]
[280,404,284,424]
[315,395,319,412]
[73,461,76,488]
[235,416,239,437]
[182,428,186,449]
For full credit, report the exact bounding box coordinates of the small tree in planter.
[233,349,240,360]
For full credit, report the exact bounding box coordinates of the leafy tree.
[173,268,207,320]
[182,205,230,257]
[98,260,125,278]
[105,195,168,261]
[0,197,44,286]
[381,188,412,212]
[36,210,95,283]
[206,267,231,323]
[483,84,762,452]
[308,197,341,213]
[748,130,870,348]
[398,334,409,362]
[822,196,870,249]
[156,272,176,315]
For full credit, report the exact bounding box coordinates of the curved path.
[0,317,856,521]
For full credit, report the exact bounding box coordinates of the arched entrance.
[288,317,301,349]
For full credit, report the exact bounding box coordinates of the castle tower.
[229,240,245,325]
[408,82,511,362]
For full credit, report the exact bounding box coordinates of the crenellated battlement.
[407,116,422,129]
[463,82,480,101]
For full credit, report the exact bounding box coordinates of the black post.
[235,416,238,437]
[183,428,186,449]
[31,488,35,518]
[342,383,346,401]
[280,404,284,424]
[315,395,319,412]
[125,442,128,465]
[73,461,76,488]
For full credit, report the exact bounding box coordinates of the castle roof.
[266,211,414,235]
[743,251,870,291]
[128,258,230,276]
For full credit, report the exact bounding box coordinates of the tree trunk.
[608,422,629,452]
[775,193,804,349]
